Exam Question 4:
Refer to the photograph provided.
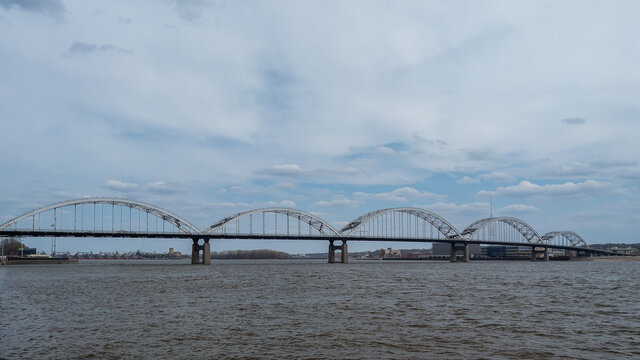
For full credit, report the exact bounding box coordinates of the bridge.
[0,198,613,264]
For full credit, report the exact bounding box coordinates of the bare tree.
[1,238,25,256]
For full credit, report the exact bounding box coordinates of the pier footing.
[450,243,470,262]
[191,238,211,264]
[328,240,348,263]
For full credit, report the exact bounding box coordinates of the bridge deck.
[0,229,610,255]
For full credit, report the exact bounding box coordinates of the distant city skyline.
[1,0,639,254]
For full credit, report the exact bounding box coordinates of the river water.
[1,259,638,359]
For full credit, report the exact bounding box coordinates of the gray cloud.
[477,180,621,199]
[465,148,495,161]
[66,41,129,56]
[546,159,640,179]
[261,164,306,177]
[562,117,586,125]
[478,171,514,183]
[0,0,64,17]
[260,164,359,179]
[171,0,209,22]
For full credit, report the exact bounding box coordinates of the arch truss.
[541,231,589,248]
[461,217,543,244]
[0,198,200,234]
[203,208,340,236]
[341,207,463,239]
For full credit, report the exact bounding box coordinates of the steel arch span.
[203,208,340,236]
[541,231,589,248]
[461,217,543,243]
[0,198,200,234]
[341,207,463,239]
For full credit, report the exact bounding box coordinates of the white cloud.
[376,145,396,155]
[477,180,621,198]
[104,180,184,195]
[105,180,138,192]
[218,201,251,209]
[280,200,297,208]
[314,195,359,208]
[354,187,445,203]
[146,181,183,195]
[215,199,296,210]
[425,202,490,217]
[495,204,539,214]
[478,171,513,183]
[259,164,360,183]
[265,200,297,208]
[457,176,480,185]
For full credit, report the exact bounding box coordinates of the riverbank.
[1,256,79,265]
[583,255,640,262]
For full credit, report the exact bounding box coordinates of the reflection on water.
[1,259,639,359]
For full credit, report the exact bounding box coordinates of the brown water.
[1,260,638,359]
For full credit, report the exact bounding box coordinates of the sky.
[1,0,639,254]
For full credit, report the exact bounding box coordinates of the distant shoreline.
[583,255,640,262]
[211,249,292,260]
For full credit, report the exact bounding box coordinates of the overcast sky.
[1,0,639,254]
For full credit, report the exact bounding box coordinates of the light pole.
[51,224,56,255]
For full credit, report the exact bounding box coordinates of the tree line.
[1,238,26,256]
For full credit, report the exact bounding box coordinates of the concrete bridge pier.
[191,238,211,265]
[203,239,211,264]
[341,240,348,263]
[328,240,336,263]
[328,240,348,263]
[531,247,549,261]
[450,243,470,262]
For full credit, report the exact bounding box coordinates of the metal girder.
[0,198,200,234]
[341,207,463,239]
[541,231,589,248]
[203,207,340,236]
[461,217,543,243]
